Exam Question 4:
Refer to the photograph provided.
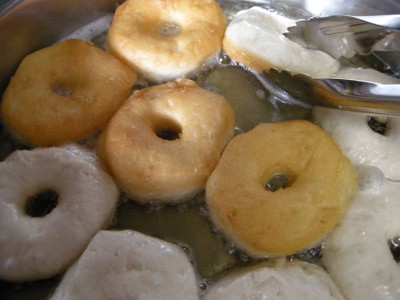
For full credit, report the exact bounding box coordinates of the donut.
[98,79,235,203]
[0,146,119,282]
[323,166,400,300]
[206,120,357,257]
[106,0,226,82]
[313,107,400,181]
[1,39,136,147]
[313,66,400,180]
[223,7,339,78]
[204,259,344,300]
[50,230,199,300]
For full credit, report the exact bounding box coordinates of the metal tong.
[261,14,400,115]
[259,69,400,116]
[284,14,400,60]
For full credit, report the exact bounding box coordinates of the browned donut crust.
[98,79,235,203]
[107,0,226,81]
[1,39,136,146]
[206,120,357,257]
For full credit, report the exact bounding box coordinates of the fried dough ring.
[1,39,136,146]
[107,0,226,81]
[206,120,357,257]
[98,79,235,203]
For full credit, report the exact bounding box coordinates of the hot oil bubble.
[199,278,213,293]
[287,246,323,264]
[357,166,386,194]
[388,236,400,263]
[218,52,232,65]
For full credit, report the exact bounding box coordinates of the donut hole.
[388,236,400,263]
[154,117,182,141]
[264,172,295,192]
[157,22,182,37]
[25,189,59,217]
[367,116,389,136]
[54,82,73,97]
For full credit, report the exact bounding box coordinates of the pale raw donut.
[223,7,339,78]
[204,259,344,300]
[323,166,400,300]
[98,79,235,203]
[313,107,400,181]
[1,39,136,147]
[334,67,400,84]
[50,230,199,300]
[314,67,400,180]
[206,120,357,257]
[107,0,226,82]
[0,146,119,282]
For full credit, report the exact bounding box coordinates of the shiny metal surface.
[262,69,400,115]
[300,0,400,16]
[285,15,400,59]
[0,0,117,93]
[221,0,400,16]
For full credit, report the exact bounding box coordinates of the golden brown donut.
[107,0,226,82]
[98,79,235,203]
[1,39,136,146]
[206,120,357,257]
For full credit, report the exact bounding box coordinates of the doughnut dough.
[314,66,400,180]
[0,146,119,282]
[1,39,136,146]
[98,79,235,203]
[223,7,339,77]
[204,259,344,300]
[50,230,199,300]
[107,0,226,82]
[313,107,400,181]
[323,166,400,300]
[206,120,357,257]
